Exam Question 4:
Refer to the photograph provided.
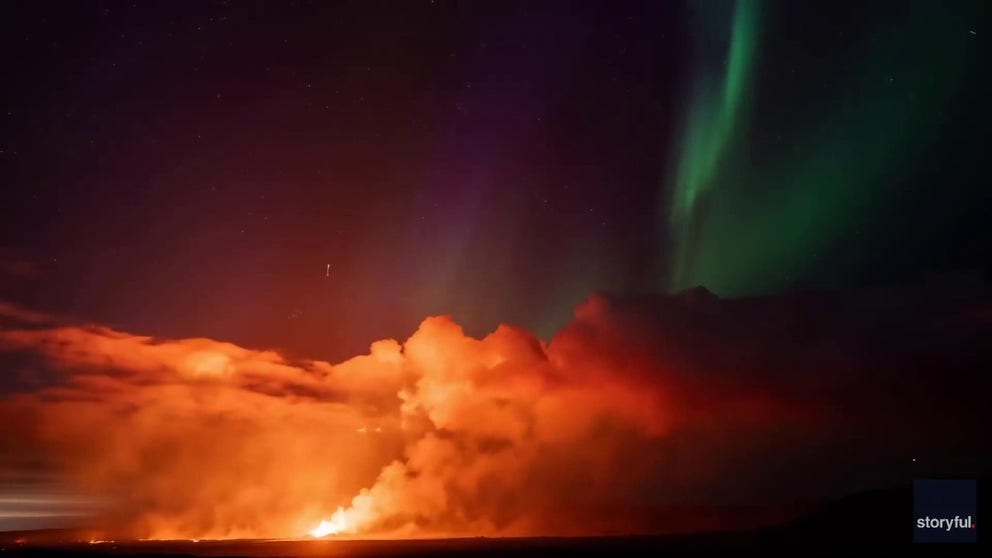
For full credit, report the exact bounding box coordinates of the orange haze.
[1,289,990,540]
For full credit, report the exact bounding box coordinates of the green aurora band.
[665,0,978,295]
[667,0,759,294]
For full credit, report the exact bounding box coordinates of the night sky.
[2,0,992,542]
[2,0,990,362]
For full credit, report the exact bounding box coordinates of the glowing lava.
[309,506,351,538]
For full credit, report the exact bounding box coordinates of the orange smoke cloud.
[1,287,990,540]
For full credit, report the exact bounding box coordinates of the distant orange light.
[309,506,351,538]
[184,351,232,378]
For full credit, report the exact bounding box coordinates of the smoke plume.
[1,283,991,539]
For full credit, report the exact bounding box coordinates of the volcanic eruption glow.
[308,507,351,538]
[0,290,990,541]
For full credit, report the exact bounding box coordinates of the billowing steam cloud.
[1,283,991,540]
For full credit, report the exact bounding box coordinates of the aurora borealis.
[665,0,759,293]
[665,0,987,295]
[1,0,992,548]
[1,1,989,359]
